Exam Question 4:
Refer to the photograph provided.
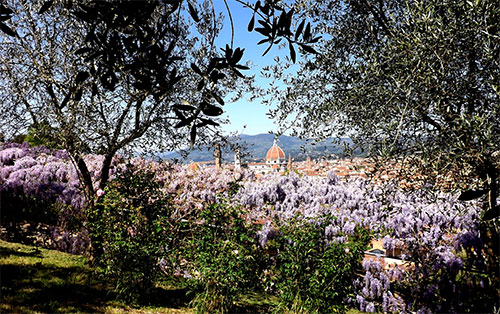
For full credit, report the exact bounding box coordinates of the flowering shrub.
[0,143,126,253]
[88,164,175,303]
[266,216,370,313]
[0,143,249,255]
[352,259,406,313]
[128,158,253,217]
[0,142,81,226]
[0,142,497,311]
[179,201,263,313]
[235,171,497,313]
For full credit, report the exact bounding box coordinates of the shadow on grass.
[1,241,274,313]
[0,245,43,258]
[1,261,123,313]
[0,247,192,313]
[148,286,191,309]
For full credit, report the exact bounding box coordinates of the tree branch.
[361,0,393,37]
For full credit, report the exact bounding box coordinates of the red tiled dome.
[266,141,285,161]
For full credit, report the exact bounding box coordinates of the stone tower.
[234,149,241,170]
[214,143,221,169]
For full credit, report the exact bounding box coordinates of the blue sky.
[212,2,290,136]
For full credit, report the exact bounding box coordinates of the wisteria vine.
[235,171,494,312]
[0,142,497,312]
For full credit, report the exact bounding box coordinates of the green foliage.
[268,218,370,314]
[24,121,63,150]
[0,193,61,226]
[87,165,174,304]
[11,133,26,144]
[181,202,263,313]
[177,204,371,314]
[270,0,500,215]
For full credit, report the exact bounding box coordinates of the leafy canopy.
[268,0,499,216]
[0,0,319,197]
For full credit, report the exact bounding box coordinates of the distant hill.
[160,134,361,163]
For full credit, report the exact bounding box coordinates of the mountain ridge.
[160,134,360,163]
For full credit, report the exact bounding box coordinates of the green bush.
[0,193,61,226]
[268,217,370,313]
[87,165,174,304]
[24,121,64,150]
[85,166,372,312]
[181,201,264,313]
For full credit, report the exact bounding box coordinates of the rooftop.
[266,140,285,161]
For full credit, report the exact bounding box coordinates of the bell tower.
[214,143,221,169]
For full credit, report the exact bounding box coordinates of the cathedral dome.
[266,140,285,162]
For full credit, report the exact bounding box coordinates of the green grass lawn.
[0,239,192,314]
[0,239,365,313]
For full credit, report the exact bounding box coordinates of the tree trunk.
[70,152,105,261]
[98,151,117,191]
[486,160,498,217]
[88,150,118,262]
[74,153,94,203]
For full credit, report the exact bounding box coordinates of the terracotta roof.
[266,141,285,161]
[248,162,266,166]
